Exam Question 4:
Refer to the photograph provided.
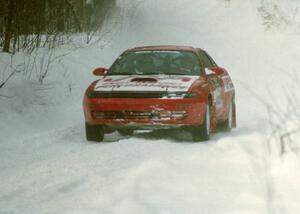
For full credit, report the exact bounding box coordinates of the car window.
[204,52,218,67]
[198,50,214,68]
[108,51,201,76]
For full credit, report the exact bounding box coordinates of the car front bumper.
[83,95,206,129]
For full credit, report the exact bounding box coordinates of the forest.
[0,0,116,53]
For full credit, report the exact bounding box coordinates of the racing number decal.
[221,75,234,93]
[214,87,223,109]
[210,78,223,110]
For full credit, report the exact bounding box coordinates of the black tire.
[222,100,234,132]
[191,103,211,142]
[118,129,134,136]
[85,123,104,142]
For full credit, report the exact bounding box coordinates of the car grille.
[92,110,187,121]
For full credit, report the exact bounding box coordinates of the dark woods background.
[0,0,116,53]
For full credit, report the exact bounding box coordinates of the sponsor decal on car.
[222,75,234,93]
[94,75,199,92]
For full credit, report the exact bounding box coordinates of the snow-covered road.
[1,124,270,214]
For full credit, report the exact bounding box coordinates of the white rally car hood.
[94,75,199,92]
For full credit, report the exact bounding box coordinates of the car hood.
[94,75,199,92]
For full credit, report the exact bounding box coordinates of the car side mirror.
[205,67,224,76]
[93,67,108,76]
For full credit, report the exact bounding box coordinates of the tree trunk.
[3,0,14,52]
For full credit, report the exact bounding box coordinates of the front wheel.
[191,103,211,142]
[85,123,104,142]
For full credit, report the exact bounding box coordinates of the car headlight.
[167,92,198,99]
[86,91,97,98]
[183,92,198,98]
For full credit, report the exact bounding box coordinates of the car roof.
[128,45,203,52]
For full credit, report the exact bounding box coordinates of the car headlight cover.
[167,92,198,99]
[86,91,97,98]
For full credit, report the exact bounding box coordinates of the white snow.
[1,0,300,213]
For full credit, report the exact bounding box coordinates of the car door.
[198,50,224,119]
[205,51,235,121]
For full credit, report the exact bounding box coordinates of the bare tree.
[0,0,117,53]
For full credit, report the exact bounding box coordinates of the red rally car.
[83,46,236,142]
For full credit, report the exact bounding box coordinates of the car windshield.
[108,51,201,76]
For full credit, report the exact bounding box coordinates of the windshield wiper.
[107,73,137,75]
[166,72,186,75]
